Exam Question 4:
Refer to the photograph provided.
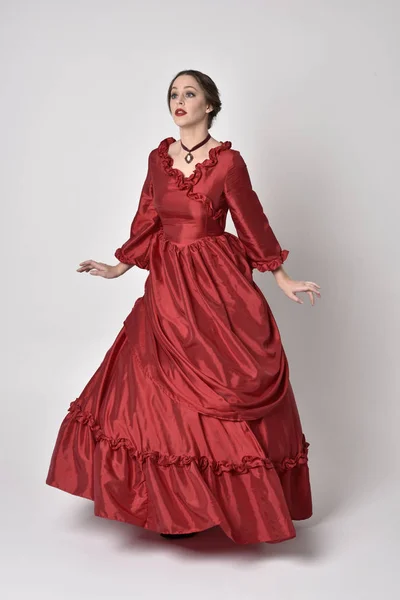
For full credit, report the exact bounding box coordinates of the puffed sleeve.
[114,150,161,270]
[223,151,289,272]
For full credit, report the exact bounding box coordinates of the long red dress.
[46,136,312,544]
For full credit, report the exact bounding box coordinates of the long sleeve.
[114,150,161,270]
[223,151,289,272]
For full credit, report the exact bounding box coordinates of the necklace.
[180,133,211,164]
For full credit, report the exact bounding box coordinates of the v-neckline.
[167,138,224,180]
[158,137,232,187]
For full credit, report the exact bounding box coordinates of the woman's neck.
[178,127,210,149]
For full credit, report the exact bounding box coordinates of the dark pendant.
[185,153,194,163]
[181,133,211,163]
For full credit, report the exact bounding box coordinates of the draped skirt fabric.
[46,230,312,544]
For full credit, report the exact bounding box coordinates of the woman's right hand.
[76,260,129,279]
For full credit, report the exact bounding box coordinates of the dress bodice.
[115,136,289,272]
[154,137,231,244]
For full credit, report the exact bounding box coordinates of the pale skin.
[78,74,321,306]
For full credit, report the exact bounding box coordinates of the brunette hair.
[166,69,222,129]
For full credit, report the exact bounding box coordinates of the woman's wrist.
[115,262,133,276]
[271,265,289,283]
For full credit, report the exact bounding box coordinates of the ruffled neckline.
[158,136,232,189]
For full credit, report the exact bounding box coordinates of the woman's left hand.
[277,277,321,305]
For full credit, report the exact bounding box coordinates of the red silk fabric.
[46,137,312,544]
[116,138,291,421]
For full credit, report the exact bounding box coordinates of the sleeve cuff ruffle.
[114,248,150,271]
[250,249,289,272]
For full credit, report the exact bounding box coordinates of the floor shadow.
[71,504,323,563]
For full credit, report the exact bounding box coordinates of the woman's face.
[169,75,212,128]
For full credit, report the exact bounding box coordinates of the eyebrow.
[171,85,198,91]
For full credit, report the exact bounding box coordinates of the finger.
[87,261,103,269]
[306,281,321,289]
[77,261,95,271]
[307,284,321,297]
[308,291,314,306]
[297,284,321,296]
[310,285,321,295]
[80,260,104,270]
[76,266,93,272]
[292,293,303,304]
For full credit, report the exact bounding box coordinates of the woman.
[46,69,320,545]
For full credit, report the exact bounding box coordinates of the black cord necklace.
[180,133,211,164]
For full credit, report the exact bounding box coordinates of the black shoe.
[160,532,198,539]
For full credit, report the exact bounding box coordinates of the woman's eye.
[170,92,195,99]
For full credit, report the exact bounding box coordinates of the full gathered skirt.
[46,230,312,544]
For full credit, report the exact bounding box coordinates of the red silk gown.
[46,137,312,544]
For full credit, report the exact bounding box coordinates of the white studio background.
[1,1,399,599]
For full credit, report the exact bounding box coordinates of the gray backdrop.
[1,1,399,599]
